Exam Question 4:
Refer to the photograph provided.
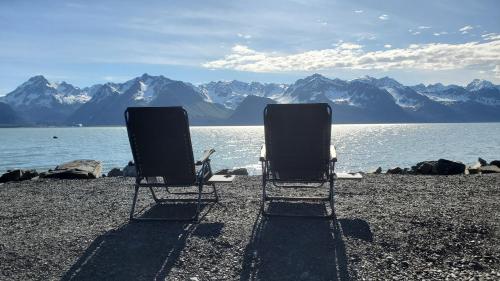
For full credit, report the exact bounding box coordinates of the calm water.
[1,123,499,175]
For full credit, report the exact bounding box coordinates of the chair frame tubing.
[260,160,336,219]
[129,160,218,222]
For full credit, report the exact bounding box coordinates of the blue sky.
[1,0,499,94]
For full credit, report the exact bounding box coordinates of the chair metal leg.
[212,183,219,202]
[329,176,335,218]
[194,182,203,221]
[129,184,140,221]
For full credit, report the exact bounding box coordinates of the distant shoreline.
[2,120,500,129]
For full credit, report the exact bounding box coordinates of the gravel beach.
[0,175,499,280]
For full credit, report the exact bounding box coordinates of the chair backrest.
[264,103,332,181]
[125,107,196,184]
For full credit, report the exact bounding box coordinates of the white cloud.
[237,33,252,39]
[459,25,473,34]
[433,31,448,36]
[482,33,500,41]
[494,65,500,78]
[418,26,431,30]
[384,44,392,48]
[411,31,421,35]
[378,14,389,20]
[202,39,500,78]
[338,43,362,50]
[356,33,377,41]
[316,19,328,26]
[354,10,363,13]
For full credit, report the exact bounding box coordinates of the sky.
[1,0,499,95]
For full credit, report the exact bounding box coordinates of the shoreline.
[2,121,500,129]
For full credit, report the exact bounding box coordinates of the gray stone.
[0,169,39,183]
[435,159,466,175]
[107,168,123,177]
[413,161,437,175]
[369,167,383,174]
[19,169,39,181]
[214,168,248,176]
[122,162,137,177]
[0,170,22,183]
[479,165,500,174]
[42,160,102,179]
[230,168,248,175]
[387,167,403,174]
[478,157,488,166]
[412,159,465,175]
[490,160,500,168]
[215,169,230,175]
[469,162,482,169]
[468,167,481,174]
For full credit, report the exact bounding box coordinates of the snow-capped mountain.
[1,75,91,108]
[353,76,432,109]
[1,73,499,126]
[68,74,231,125]
[466,79,496,92]
[0,75,92,124]
[411,83,468,103]
[198,80,287,109]
[274,73,349,104]
[412,79,500,107]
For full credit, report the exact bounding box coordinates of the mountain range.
[1,73,499,126]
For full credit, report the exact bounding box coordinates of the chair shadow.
[240,202,351,281]
[339,218,373,242]
[62,203,223,281]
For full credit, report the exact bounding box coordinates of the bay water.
[1,123,499,175]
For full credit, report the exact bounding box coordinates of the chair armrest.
[330,145,337,162]
[259,145,266,162]
[196,148,215,165]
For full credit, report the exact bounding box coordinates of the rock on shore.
[40,160,102,179]
[0,169,38,183]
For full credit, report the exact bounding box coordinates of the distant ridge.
[228,95,276,125]
[0,102,24,125]
[1,73,499,126]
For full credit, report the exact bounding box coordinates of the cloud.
[459,25,473,34]
[418,26,431,30]
[408,29,421,35]
[338,43,362,50]
[378,14,389,20]
[237,33,252,39]
[494,65,500,78]
[384,44,392,48]
[354,10,363,13]
[356,33,377,41]
[103,76,116,81]
[482,33,500,41]
[202,40,500,77]
[433,31,448,36]
[316,19,328,26]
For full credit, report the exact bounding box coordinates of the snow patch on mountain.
[2,76,91,108]
[466,79,496,92]
[198,80,287,109]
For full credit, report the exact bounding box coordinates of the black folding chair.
[124,107,218,221]
[260,103,337,218]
